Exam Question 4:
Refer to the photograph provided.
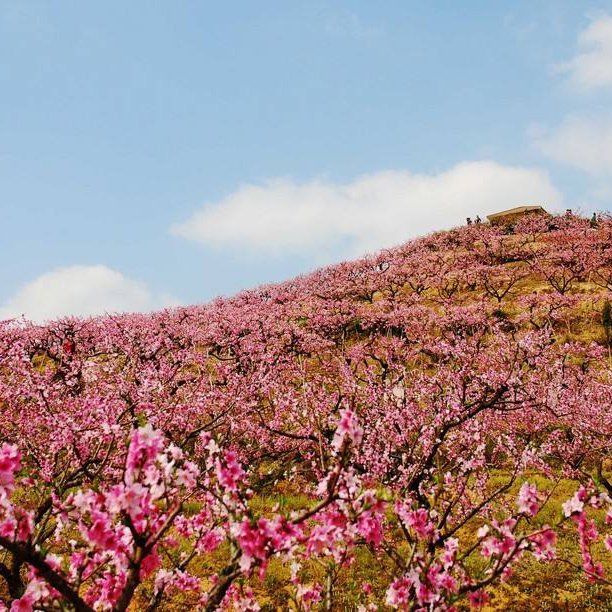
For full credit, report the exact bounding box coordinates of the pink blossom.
[468,589,489,608]
[215,452,245,492]
[386,574,413,608]
[197,528,224,553]
[357,513,383,547]
[530,526,557,561]
[517,482,539,516]
[140,550,161,579]
[9,595,33,612]
[331,408,363,451]
[563,492,585,518]
[401,508,436,542]
[0,443,21,493]
[441,537,458,569]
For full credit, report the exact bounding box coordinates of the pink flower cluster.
[0,444,20,494]
[234,516,300,573]
[517,482,540,516]
[0,444,32,544]
[331,407,363,452]
[396,503,437,542]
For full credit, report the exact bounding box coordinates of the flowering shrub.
[1,213,612,609]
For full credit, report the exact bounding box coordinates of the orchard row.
[1,213,612,610]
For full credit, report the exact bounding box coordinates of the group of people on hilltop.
[466,215,481,225]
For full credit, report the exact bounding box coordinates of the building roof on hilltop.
[486,205,547,221]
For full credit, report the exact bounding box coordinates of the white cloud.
[171,161,562,258]
[533,114,612,176]
[556,14,612,90]
[0,265,180,323]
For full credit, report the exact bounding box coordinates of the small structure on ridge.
[486,205,548,226]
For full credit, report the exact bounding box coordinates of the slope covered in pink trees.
[2,212,612,610]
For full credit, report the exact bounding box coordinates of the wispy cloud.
[556,13,612,90]
[532,114,612,176]
[171,162,562,259]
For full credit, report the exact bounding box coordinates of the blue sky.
[2,1,612,321]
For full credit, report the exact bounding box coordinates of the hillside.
[2,212,612,610]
